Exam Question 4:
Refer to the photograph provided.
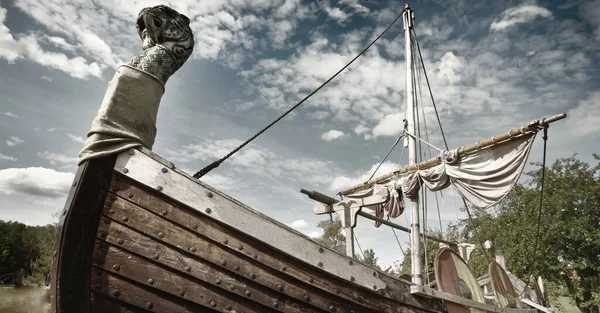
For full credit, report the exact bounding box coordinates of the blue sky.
[0,0,599,267]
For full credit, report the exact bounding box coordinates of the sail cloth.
[78,65,165,165]
[347,133,536,213]
[347,184,405,227]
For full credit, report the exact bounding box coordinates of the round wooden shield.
[489,261,520,308]
[435,248,485,313]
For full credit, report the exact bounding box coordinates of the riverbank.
[0,286,50,313]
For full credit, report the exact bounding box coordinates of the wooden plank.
[91,271,224,313]
[92,239,298,313]
[411,285,537,313]
[96,216,341,313]
[114,149,387,291]
[109,176,440,313]
[90,293,150,313]
[50,156,116,313]
[521,299,553,313]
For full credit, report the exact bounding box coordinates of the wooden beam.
[339,113,567,196]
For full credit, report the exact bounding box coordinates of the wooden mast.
[403,3,422,286]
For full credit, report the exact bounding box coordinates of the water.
[0,286,50,313]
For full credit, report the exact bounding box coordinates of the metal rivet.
[109,195,117,201]
[281,266,287,271]
[221,260,227,266]
[277,284,283,291]
[252,254,258,259]
[122,168,129,173]
[108,209,115,214]
[215,278,221,285]
[226,304,232,310]
[112,289,120,297]
[222,238,228,244]
[153,254,159,260]
[145,301,153,309]
[250,273,256,279]
[309,278,314,283]
[205,208,212,214]
[318,247,324,253]
[121,216,128,222]
[113,264,120,271]
[273,301,278,308]
[161,168,168,173]
[157,232,164,238]
[329,305,335,311]
[190,247,196,252]
[373,271,377,277]
[128,193,133,198]
[72,181,77,187]
[161,210,167,216]
[238,244,243,250]
[147,278,154,285]
[350,276,355,282]
[318,261,323,267]
[156,186,163,191]
[245,290,251,297]
[303,295,310,301]
[373,285,377,290]
[117,238,124,244]
[206,192,213,198]
[185,266,191,272]
[229,284,235,290]
[178,289,185,296]
[334,288,339,293]
[192,224,198,230]
[100,232,108,238]
[348,260,353,265]
[233,265,239,271]
[210,300,216,307]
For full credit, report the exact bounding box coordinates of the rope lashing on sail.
[519,126,548,296]
[192,9,407,179]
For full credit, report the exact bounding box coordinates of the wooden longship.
[50,3,560,313]
[50,147,447,313]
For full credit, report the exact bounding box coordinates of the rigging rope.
[411,28,448,150]
[368,131,406,181]
[353,232,366,260]
[519,126,548,296]
[462,197,491,265]
[193,10,406,179]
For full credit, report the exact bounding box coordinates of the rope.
[411,28,448,150]
[353,232,366,260]
[462,197,491,264]
[519,126,548,296]
[193,10,406,179]
[368,131,406,181]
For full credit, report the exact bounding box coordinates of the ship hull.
[49,148,445,313]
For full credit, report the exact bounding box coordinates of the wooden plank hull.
[50,148,448,313]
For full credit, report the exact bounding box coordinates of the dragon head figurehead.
[128,5,194,84]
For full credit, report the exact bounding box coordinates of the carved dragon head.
[135,5,194,72]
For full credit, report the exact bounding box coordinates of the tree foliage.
[0,221,56,286]
[314,217,346,255]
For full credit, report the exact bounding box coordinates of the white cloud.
[329,161,400,192]
[567,91,600,136]
[6,136,24,147]
[67,133,85,144]
[307,231,322,238]
[0,167,74,198]
[38,151,78,164]
[491,3,552,31]
[0,153,17,161]
[320,130,344,141]
[287,219,308,229]
[371,113,403,138]
[579,0,600,41]
[325,7,349,23]
[41,75,53,82]
[1,112,18,118]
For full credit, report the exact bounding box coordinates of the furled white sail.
[348,133,536,215]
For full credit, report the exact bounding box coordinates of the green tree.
[356,248,381,269]
[314,217,346,254]
[468,154,600,313]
